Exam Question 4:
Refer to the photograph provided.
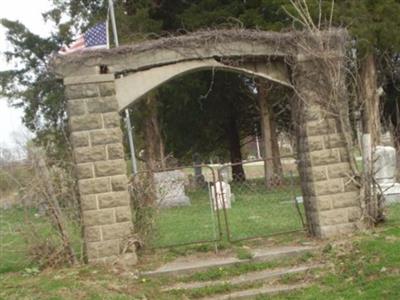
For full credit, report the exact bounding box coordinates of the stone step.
[141,245,317,278]
[200,283,309,300]
[162,264,322,292]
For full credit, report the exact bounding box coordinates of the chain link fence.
[217,158,305,242]
[129,157,306,249]
[129,165,221,249]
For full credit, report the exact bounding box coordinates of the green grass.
[268,226,400,300]
[149,178,304,248]
[2,226,400,299]
[0,207,82,274]
[0,208,34,273]
[386,202,400,225]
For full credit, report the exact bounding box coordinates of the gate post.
[64,74,136,264]
[292,52,362,238]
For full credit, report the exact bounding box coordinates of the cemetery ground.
[1,218,400,300]
[2,189,400,299]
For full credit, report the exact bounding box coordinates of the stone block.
[76,163,94,179]
[313,178,343,196]
[98,191,130,209]
[83,208,115,226]
[103,112,121,128]
[115,207,132,222]
[331,191,359,209]
[101,222,132,240]
[307,136,324,151]
[86,96,119,113]
[347,207,362,222]
[74,146,106,164]
[99,82,116,97]
[90,128,122,146]
[81,195,97,211]
[70,114,102,132]
[324,133,346,149]
[310,149,340,166]
[306,166,328,181]
[70,132,89,148]
[66,83,99,99]
[79,177,110,195]
[86,241,99,259]
[327,163,351,179]
[111,175,128,191]
[94,159,127,177]
[306,119,337,136]
[64,74,114,86]
[344,181,359,192]
[85,226,101,242]
[97,240,120,257]
[308,195,332,211]
[319,208,348,226]
[317,223,357,238]
[339,147,350,162]
[107,144,125,160]
[67,99,86,116]
[304,105,321,121]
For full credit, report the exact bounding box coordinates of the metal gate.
[216,158,305,243]
[129,165,222,249]
[129,158,305,249]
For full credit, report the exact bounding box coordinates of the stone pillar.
[293,56,362,238]
[64,74,135,264]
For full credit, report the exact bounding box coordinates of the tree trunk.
[360,53,382,224]
[270,108,283,176]
[257,81,282,187]
[143,93,166,171]
[227,115,246,182]
[360,53,381,145]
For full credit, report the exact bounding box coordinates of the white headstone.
[211,181,232,210]
[375,146,397,184]
[374,145,400,203]
[153,170,190,207]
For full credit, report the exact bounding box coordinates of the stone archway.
[53,29,361,264]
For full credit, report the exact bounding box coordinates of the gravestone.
[193,153,205,187]
[211,181,232,210]
[153,170,190,207]
[375,146,400,203]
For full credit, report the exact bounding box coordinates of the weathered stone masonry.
[65,74,133,263]
[55,29,362,264]
[293,55,361,238]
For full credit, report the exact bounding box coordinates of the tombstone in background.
[193,153,205,187]
[211,181,232,210]
[375,145,400,203]
[153,170,191,208]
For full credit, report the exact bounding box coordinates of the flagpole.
[108,0,138,174]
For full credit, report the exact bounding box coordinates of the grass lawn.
[0,208,33,274]
[0,208,82,274]
[1,226,400,299]
[271,226,400,300]
[150,178,304,248]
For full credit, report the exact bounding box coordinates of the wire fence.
[128,157,306,249]
[217,158,305,242]
[129,165,221,249]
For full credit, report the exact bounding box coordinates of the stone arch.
[54,29,361,264]
[115,58,291,110]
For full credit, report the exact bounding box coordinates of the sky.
[0,0,53,150]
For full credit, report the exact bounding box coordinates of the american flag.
[59,22,109,55]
